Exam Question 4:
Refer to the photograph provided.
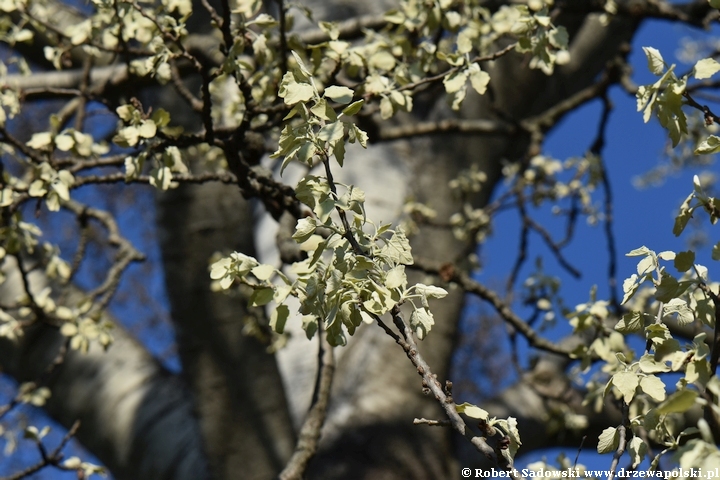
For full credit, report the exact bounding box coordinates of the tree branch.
[278,325,335,480]
[411,257,574,357]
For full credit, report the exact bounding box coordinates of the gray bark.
[0,257,207,480]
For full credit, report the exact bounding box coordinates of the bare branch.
[411,257,574,357]
[376,118,515,142]
[278,325,335,480]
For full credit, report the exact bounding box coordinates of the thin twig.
[607,404,628,480]
[413,418,452,427]
[377,306,518,475]
[411,256,573,357]
[1,420,82,480]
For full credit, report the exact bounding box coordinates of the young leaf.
[251,264,275,281]
[380,229,413,265]
[456,402,489,420]
[656,389,698,414]
[342,100,364,116]
[674,251,695,272]
[694,58,720,80]
[713,242,720,261]
[443,68,469,93]
[642,46,665,76]
[615,311,644,334]
[628,437,647,468]
[468,63,490,95]
[250,287,274,306]
[612,371,639,404]
[324,85,354,104]
[293,217,317,243]
[695,135,720,155]
[597,427,619,454]
[384,265,406,289]
[270,304,289,333]
[639,375,666,402]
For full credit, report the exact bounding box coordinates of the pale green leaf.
[621,274,640,305]
[333,137,345,166]
[675,250,695,272]
[116,105,135,121]
[655,273,679,303]
[293,217,317,243]
[251,264,275,281]
[282,82,314,105]
[28,180,47,197]
[250,287,274,307]
[443,69,469,94]
[456,402,489,420]
[674,193,694,236]
[638,354,671,373]
[209,258,230,280]
[410,307,434,339]
[658,251,675,261]
[468,64,490,95]
[627,246,653,257]
[270,304,289,333]
[274,285,293,304]
[310,99,336,121]
[379,96,394,119]
[664,298,695,325]
[138,120,157,138]
[318,121,345,143]
[643,46,665,76]
[615,311,644,334]
[52,181,70,202]
[694,58,720,79]
[301,315,318,339]
[54,134,74,151]
[697,135,720,155]
[369,51,396,71]
[247,13,277,27]
[612,371,639,403]
[149,166,174,191]
[324,85,354,104]
[657,389,698,414]
[291,50,311,78]
[349,124,368,148]
[384,265,406,289]
[640,375,666,402]
[628,437,647,468]
[342,100,364,116]
[713,242,720,261]
[26,132,52,149]
[637,255,655,276]
[380,229,413,265]
[597,427,619,454]
[414,284,448,299]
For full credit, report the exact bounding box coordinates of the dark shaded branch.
[278,325,335,480]
[376,118,515,142]
[380,306,518,475]
[698,283,720,375]
[1,420,82,480]
[298,14,387,45]
[557,0,717,30]
[411,257,574,357]
[590,94,621,312]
